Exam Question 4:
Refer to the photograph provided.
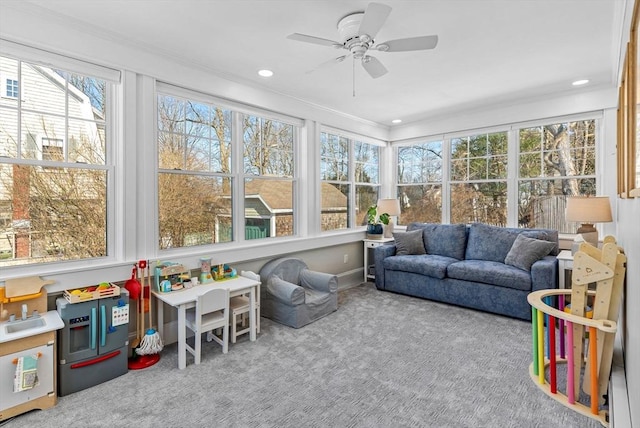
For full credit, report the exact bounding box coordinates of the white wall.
[616,198,640,426]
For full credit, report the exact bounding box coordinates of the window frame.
[391,113,602,230]
[155,82,302,254]
[395,138,445,225]
[515,117,600,233]
[0,48,119,272]
[320,127,384,232]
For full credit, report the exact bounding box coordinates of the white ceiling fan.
[287,2,438,79]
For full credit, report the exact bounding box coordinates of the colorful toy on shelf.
[200,257,213,284]
[212,264,237,281]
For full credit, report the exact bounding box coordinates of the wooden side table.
[557,250,573,289]
[363,238,394,282]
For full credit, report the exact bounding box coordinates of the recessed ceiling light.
[258,69,274,77]
[572,79,589,86]
[392,119,402,124]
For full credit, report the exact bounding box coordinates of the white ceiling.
[6,0,626,126]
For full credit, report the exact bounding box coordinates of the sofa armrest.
[530,255,558,292]
[374,244,396,290]
[266,276,305,305]
[300,269,338,293]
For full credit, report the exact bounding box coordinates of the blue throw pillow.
[465,223,523,262]
[407,222,467,260]
[393,230,426,255]
[504,234,556,271]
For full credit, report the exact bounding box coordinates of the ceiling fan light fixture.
[288,2,438,81]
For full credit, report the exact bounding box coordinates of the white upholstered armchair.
[258,257,338,328]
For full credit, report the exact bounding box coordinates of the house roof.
[244,180,346,211]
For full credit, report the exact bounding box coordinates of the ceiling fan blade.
[362,56,388,79]
[287,33,342,48]
[358,2,392,39]
[376,35,439,52]
[306,55,347,74]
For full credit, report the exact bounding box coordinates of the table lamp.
[377,198,401,238]
[565,196,612,248]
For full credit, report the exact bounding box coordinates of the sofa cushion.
[504,234,556,271]
[393,229,426,255]
[384,254,458,279]
[447,260,532,291]
[406,222,467,260]
[465,223,549,263]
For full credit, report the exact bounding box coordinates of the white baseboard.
[610,332,632,428]
[336,268,364,290]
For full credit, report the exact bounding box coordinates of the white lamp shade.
[376,198,401,216]
[565,196,612,223]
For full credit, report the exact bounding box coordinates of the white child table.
[152,276,260,369]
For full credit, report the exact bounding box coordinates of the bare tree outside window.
[157,94,232,249]
[397,141,443,224]
[518,120,597,232]
[157,93,298,248]
[450,132,508,226]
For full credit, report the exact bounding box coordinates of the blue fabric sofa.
[374,222,559,321]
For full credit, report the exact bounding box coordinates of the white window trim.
[0,49,120,278]
[0,39,121,83]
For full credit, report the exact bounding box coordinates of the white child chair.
[229,294,261,343]
[228,271,261,343]
[185,287,229,365]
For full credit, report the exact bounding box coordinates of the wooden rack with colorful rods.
[527,237,626,427]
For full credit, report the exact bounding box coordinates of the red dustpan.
[124,266,141,300]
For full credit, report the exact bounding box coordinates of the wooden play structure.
[527,236,626,427]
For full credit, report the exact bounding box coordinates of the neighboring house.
[0,62,103,258]
[220,180,348,239]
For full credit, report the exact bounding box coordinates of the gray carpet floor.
[5,283,602,428]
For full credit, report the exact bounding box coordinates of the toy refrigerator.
[56,290,129,396]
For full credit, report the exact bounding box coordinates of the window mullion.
[233,111,244,244]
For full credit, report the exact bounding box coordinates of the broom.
[136,260,164,355]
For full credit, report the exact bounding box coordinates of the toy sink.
[4,317,46,334]
[0,310,65,343]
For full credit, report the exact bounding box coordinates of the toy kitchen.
[0,277,64,421]
[0,277,130,421]
[56,283,129,396]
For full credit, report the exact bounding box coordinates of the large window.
[320,131,381,231]
[0,56,112,266]
[243,115,295,239]
[397,141,443,224]
[518,120,596,233]
[0,54,112,266]
[450,132,508,225]
[157,89,299,249]
[394,118,598,231]
[157,94,233,249]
